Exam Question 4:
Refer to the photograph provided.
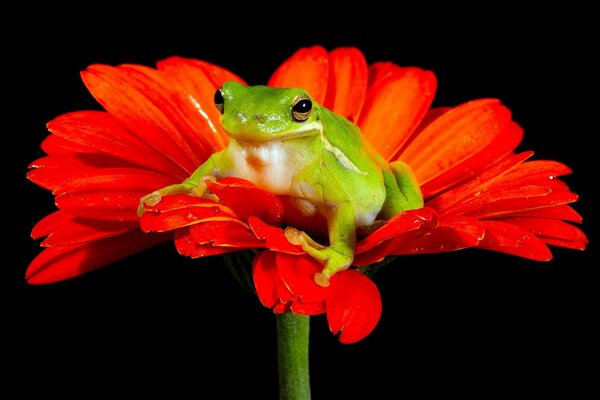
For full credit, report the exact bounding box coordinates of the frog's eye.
[291,94,312,122]
[214,88,225,114]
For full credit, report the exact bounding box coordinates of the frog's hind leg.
[379,161,423,220]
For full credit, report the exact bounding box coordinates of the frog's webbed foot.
[137,176,216,217]
[284,227,353,287]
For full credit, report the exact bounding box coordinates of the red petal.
[427,152,533,213]
[323,48,368,122]
[353,240,395,267]
[26,229,168,284]
[542,237,587,251]
[48,111,185,179]
[478,221,552,261]
[53,168,175,195]
[401,99,512,184]
[355,208,438,255]
[276,278,294,304]
[359,66,437,160]
[140,200,237,232]
[276,253,329,303]
[119,63,226,164]
[252,251,280,308]
[453,187,578,219]
[32,211,136,246]
[273,303,291,314]
[326,270,382,344]
[500,160,572,182]
[168,57,246,89]
[387,215,484,255]
[41,134,97,155]
[367,62,403,85]
[268,46,329,104]
[56,191,144,222]
[248,217,304,254]
[157,57,241,150]
[291,301,326,316]
[188,221,264,248]
[173,228,241,258]
[506,205,582,223]
[420,122,524,199]
[206,179,284,226]
[82,65,198,174]
[498,217,588,243]
[27,154,136,191]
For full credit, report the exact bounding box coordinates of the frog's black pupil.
[214,89,225,113]
[293,99,312,113]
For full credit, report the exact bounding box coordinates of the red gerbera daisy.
[27,46,586,344]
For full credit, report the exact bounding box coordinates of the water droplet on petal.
[185,213,199,222]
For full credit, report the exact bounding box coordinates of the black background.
[7,10,597,398]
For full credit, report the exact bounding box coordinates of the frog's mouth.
[225,121,322,143]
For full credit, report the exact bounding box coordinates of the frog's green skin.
[140,81,423,287]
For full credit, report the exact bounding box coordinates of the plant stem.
[276,313,311,400]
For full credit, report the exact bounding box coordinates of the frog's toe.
[137,191,162,217]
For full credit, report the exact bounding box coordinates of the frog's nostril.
[255,114,267,123]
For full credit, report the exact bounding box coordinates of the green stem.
[276,313,311,400]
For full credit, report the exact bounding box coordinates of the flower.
[28,46,586,343]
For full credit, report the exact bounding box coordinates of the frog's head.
[214,81,322,143]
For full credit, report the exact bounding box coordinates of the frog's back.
[318,107,387,227]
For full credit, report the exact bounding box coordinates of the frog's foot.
[137,176,216,217]
[284,227,353,288]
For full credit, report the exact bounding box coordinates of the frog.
[139,81,423,287]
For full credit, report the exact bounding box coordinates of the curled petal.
[252,251,280,308]
[276,253,328,304]
[248,217,303,254]
[140,198,236,232]
[387,215,484,255]
[356,208,438,255]
[188,221,264,248]
[174,229,239,258]
[359,66,437,160]
[268,46,329,104]
[327,270,382,344]
[478,221,552,261]
[291,301,325,316]
[207,178,284,226]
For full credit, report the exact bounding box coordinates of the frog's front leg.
[285,201,356,287]
[137,154,220,216]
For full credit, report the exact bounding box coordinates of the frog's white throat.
[226,135,314,197]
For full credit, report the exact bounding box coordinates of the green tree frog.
[140,82,423,287]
